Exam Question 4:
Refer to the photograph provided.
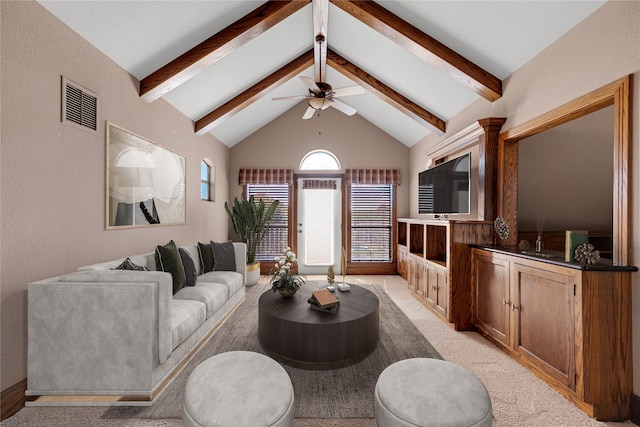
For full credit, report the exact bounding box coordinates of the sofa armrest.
[232,242,247,285]
[32,270,173,366]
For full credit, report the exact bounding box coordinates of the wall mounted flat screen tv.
[418,153,471,215]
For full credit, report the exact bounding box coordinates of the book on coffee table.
[308,289,340,313]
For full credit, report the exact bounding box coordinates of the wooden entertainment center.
[397,218,493,330]
[400,77,635,422]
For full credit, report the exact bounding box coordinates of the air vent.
[62,77,98,132]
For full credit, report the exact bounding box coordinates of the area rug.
[103,281,442,420]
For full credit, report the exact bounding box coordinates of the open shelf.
[409,223,424,256]
[398,221,407,246]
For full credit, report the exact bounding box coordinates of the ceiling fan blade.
[300,76,320,93]
[330,99,357,116]
[302,105,316,120]
[272,95,311,101]
[331,85,365,98]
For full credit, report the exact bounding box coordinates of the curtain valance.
[345,169,400,185]
[301,179,337,190]
[238,168,294,185]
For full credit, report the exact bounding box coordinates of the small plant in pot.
[225,195,279,285]
[270,247,305,297]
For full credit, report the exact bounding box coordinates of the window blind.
[246,184,290,262]
[350,185,393,262]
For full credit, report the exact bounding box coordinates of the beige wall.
[229,102,411,220]
[0,1,231,390]
[411,1,640,390]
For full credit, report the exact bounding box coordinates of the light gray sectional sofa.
[26,241,246,404]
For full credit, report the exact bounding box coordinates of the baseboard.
[1,378,36,420]
[630,393,640,425]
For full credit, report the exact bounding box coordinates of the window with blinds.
[246,184,290,262]
[350,185,393,262]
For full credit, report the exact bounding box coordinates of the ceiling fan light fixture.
[308,97,332,111]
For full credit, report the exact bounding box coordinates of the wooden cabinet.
[513,262,576,391]
[472,247,634,421]
[397,219,493,330]
[473,250,510,346]
[397,245,408,279]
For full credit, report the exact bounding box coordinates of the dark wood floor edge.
[630,393,640,425]
[1,378,35,420]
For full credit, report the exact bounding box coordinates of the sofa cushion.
[198,271,244,296]
[171,300,206,350]
[211,240,236,272]
[198,242,214,274]
[114,257,149,271]
[179,248,197,287]
[174,283,228,318]
[156,240,187,294]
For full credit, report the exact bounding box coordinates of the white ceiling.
[38,0,606,148]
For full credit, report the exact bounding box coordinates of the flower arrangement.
[270,247,306,294]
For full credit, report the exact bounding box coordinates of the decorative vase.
[278,288,297,298]
[245,261,260,286]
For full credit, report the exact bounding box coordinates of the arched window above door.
[300,150,341,171]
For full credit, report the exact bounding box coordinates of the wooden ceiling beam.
[327,49,446,134]
[195,50,314,135]
[312,0,329,82]
[330,0,502,102]
[140,0,311,103]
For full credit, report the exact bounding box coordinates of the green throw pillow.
[211,240,236,272]
[198,242,215,273]
[156,240,186,294]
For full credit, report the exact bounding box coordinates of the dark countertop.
[470,244,638,272]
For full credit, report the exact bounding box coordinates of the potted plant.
[270,247,305,297]
[225,195,279,286]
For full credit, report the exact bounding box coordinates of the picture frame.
[106,123,186,229]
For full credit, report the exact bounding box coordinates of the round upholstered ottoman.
[182,351,294,427]
[375,358,492,427]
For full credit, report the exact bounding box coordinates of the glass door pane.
[297,178,342,275]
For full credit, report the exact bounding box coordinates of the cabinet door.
[424,266,437,307]
[513,263,576,391]
[415,261,426,299]
[397,246,408,279]
[434,268,448,317]
[407,258,417,292]
[473,251,510,347]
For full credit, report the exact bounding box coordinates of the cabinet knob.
[503,299,509,305]
[512,304,519,311]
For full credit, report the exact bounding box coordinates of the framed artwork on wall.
[106,122,186,229]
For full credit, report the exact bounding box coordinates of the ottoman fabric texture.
[182,351,294,427]
[375,358,492,427]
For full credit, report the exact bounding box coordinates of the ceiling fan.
[272,2,365,120]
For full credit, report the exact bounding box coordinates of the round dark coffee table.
[258,283,379,367]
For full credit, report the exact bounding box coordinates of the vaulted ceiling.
[39,0,605,148]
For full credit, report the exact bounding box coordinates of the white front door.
[297,177,342,275]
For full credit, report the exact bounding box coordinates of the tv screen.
[418,153,470,214]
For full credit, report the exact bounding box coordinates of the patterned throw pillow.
[113,257,149,271]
